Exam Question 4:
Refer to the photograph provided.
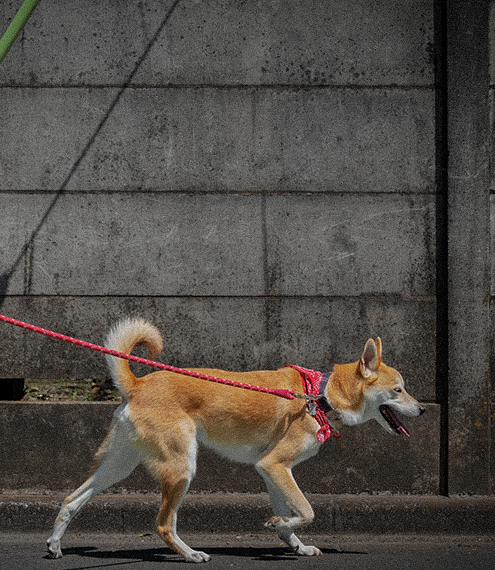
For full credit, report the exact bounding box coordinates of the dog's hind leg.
[256,461,322,556]
[154,422,210,563]
[46,414,142,559]
[156,476,211,563]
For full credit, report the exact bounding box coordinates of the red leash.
[0,314,306,402]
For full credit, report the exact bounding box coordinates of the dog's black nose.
[419,405,426,415]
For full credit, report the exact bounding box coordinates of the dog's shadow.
[45,544,366,565]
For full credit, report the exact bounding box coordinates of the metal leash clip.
[307,401,317,416]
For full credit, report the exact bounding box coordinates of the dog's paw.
[184,550,211,563]
[264,516,290,529]
[295,544,322,557]
[46,538,63,559]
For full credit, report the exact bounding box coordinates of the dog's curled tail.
[104,317,164,397]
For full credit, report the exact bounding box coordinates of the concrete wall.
[0,1,435,382]
[0,1,491,496]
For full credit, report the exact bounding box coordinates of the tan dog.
[47,318,425,562]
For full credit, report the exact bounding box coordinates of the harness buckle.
[317,396,333,414]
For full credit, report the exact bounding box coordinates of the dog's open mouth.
[379,405,410,437]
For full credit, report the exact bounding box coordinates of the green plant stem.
[0,0,42,65]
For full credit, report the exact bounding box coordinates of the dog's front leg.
[255,460,322,556]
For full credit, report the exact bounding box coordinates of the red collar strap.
[285,365,341,442]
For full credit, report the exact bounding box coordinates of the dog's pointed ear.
[360,338,380,378]
[376,337,382,360]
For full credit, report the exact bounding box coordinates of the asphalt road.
[1,532,495,570]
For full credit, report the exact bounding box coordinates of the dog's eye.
[394,388,402,393]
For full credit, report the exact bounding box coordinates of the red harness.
[285,365,341,442]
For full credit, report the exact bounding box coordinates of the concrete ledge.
[2,493,495,536]
[0,402,440,495]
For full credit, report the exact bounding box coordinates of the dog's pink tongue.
[381,405,411,437]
